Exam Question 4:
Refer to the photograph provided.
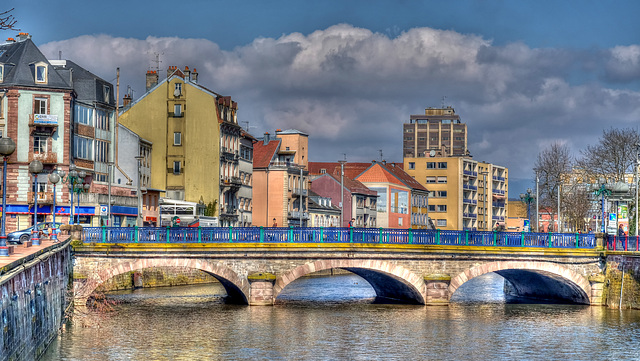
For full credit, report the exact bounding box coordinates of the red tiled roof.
[383,163,428,192]
[323,173,377,196]
[252,139,280,168]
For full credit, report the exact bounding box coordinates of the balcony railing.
[463,184,478,191]
[288,211,310,219]
[463,198,477,205]
[492,216,505,221]
[29,152,58,164]
[291,188,308,196]
[492,189,505,195]
[463,212,477,219]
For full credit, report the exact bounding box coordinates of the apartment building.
[404,156,508,230]
[252,130,309,227]
[403,106,468,158]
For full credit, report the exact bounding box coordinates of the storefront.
[103,205,138,227]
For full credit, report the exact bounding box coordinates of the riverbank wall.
[0,241,72,361]
[603,255,640,309]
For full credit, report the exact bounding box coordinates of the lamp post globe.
[29,160,43,246]
[0,137,15,257]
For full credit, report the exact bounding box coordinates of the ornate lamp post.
[60,164,87,224]
[520,188,535,232]
[0,137,16,256]
[594,179,611,233]
[29,160,43,245]
[48,172,60,242]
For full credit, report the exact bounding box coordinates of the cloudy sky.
[4,0,640,194]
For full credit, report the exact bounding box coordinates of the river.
[42,272,640,360]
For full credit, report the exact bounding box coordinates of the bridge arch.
[74,258,249,305]
[273,259,427,304]
[449,261,592,304]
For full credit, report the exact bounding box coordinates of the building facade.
[237,131,254,226]
[218,96,242,226]
[403,106,468,158]
[252,130,309,227]
[0,34,75,232]
[308,190,341,227]
[404,156,508,230]
[119,66,220,211]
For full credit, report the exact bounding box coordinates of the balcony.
[288,211,309,219]
[220,177,242,190]
[220,206,238,218]
[29,114,58,135]
[291,188,308,197]
[492,175,506,182]
[492,215,505,221]
[492,189,505,195]
[463,184,477,191]
[27,191,54,204]
[29,152,58,164]
[462,198,477,205]
[492,201,505,208]
[463,212,477,219]
[168,111,185,118]
[220,147,239,163]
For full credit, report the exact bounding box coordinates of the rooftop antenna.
[126,85,136,99]
[379,149,383,161]
[151,51,163,73]
[342,153,347,161]
[441,95,447,108]
[242,121,255,132]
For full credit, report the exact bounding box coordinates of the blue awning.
[105,205,138,217]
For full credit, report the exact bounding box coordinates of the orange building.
[252,130,309,227]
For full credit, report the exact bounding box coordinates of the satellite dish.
[429,150,436,157]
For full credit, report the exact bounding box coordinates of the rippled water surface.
[42,273,640,360]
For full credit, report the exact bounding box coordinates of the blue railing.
[606,234,640,252]
[81,226,597,249]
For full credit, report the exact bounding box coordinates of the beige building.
[404,156,508,230]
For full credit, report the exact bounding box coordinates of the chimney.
[191,68,198,83]
[167,65,175,79]
[145,70,158,92]
[184,66,190,81]
[17,32,30,41]
[6,38,15,43]
[123,94,132,107]
[264,132,270,144]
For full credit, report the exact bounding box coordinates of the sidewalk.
[0,235,71,271]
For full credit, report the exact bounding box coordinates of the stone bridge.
[72,243,605,306]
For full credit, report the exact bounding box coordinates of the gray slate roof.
[52,60,115,106]
[0,38,72,90]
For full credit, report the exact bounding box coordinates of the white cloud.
[40,24,640,192]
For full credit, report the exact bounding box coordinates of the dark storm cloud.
[40,25,640,191]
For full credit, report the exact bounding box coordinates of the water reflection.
[41,273,640,361]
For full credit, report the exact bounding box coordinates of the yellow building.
[119,66,220,207]
[404,156,508,230]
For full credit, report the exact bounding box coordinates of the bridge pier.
[247,272,277,306]
[588,274,606,306]
[424,274,451,306]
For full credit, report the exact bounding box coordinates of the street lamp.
[29,160,43,245]
[48,172,60,242]
[594,179,611,233]
[135,156,144,227]
[338,159,347,227]
[61,164,87,224]
[520,188,535,232]
[0,137,16,256]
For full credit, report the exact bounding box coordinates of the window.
[103,85,111,103]
[33,136,47,154]
[96,109,108,130]
[438,162,447,169]
[173,161,181,175]
[35,64,47,83]
[174,132,182,146]
[320,168,326,174]
[175,83,182,96]
[428,205,436,212]
[95,140,109,163]
[426,177,436,183]
[74,136,93,160]
[437,219,447,227]
[437,205,447,212]
[437,176,447,183]
[408,162,415,170]
[426,162,436,169]
[0,64,3,82]
[437,191,447,198]
[174,104,182,117]
[74,105,93,125]
[35,98,47,115]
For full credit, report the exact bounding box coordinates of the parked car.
[7,222,63,244]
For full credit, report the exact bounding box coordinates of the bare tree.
[578,127,640,182]
[0,9,18,31]
[534,142,573,231]
[561,186,592,232]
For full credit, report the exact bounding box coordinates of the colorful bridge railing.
[606,234,640,252]
[82,226,597,249]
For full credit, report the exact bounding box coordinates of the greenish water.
[42,273,640,360]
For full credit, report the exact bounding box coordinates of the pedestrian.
[272,218,277,227]
[349,218,354,228]
[618,224,625,237]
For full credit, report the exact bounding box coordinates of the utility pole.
[338,159,347,227]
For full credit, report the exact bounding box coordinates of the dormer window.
[174,83,182,97]
[103,85,111,103]
[35,63,47,84]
